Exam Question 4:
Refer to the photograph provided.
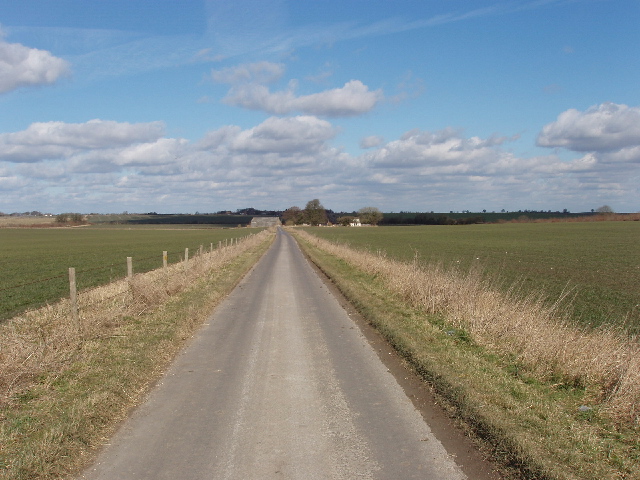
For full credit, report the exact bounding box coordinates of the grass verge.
[291,229,640,480]
[0,230,275,479]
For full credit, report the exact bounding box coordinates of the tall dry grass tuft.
[294,230,640,425]
[0,230,273,409]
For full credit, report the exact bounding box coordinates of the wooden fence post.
[69,267,80,333]
[163,251,168,270]
[127,257,133,279]
[184,248,189,269]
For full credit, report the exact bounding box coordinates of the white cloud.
[210,61,383,117]
[293,80,382,117]
[537,102,640,152]
[0,120,166,162]
[229,115,337,155]
[600,146,640,164]
[359,128,630,201]
[68,138,189,174]
[0,38,70,93]
[365,128,512,170]
[360,135,384,149]
[196,117,338,164]
[223,79,382,117]
[1,114,637,214]
[196,125,242,150]
[222,82,297,115]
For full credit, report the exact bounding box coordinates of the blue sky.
[1,0,638,214]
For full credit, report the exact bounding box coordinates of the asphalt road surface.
[80,229,478,480]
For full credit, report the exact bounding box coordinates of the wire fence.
[0,236,248,321]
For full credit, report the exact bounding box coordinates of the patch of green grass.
[303,223,640,334]
[0,227,263,320]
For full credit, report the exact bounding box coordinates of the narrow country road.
[79,229,477,479]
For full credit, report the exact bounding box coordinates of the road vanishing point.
[79,228,496,480]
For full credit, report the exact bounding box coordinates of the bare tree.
[358,206,383,225]
[282,206,304,225]
[596,205,614,214]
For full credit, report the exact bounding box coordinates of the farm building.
[250,216,281,228]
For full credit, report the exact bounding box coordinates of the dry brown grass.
[0,229,274,479]
[0,216,58,228]
[293,229,640,426]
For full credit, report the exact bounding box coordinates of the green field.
[303,222,640,334]
[0,226,262,320]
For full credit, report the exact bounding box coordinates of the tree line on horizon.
[282,200,384,226]
[2,204,620,226]
[280,202,621,227]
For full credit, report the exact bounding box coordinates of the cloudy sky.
[1,0,639,214]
